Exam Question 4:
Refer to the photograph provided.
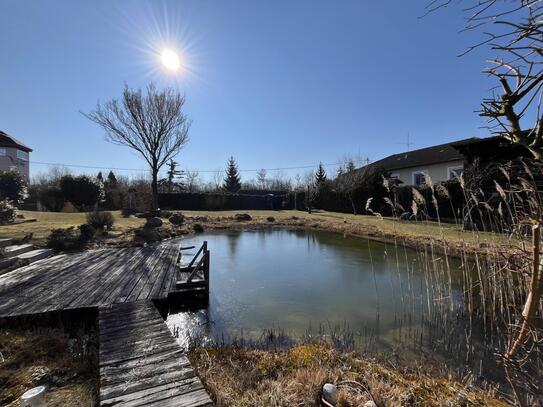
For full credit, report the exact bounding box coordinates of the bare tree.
[83,83,190,210]
[256,169,267,190]
[211,169,224,192]
[428,0,543,160]
[185,170,201,192]
[334,157,372,215]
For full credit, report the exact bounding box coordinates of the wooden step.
[0,238,13,248]
[3,244,34,257]
[17,249,53,264]
[0,257,17,271]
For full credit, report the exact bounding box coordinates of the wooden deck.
[99,301,213,407]
[0,244,180,318]
[0,241,215,406]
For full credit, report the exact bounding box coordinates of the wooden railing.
[184,241,209,285]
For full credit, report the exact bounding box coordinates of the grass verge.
[0,325,97,406]
[189,344,508,407]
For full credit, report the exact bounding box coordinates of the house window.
[16,150,28,161]
[412,171,428,186]
[448,165,464,180]
[0,148,5,156]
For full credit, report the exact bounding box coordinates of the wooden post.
[203,241,209,292]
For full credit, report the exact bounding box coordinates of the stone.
[169,213,185,225]
[322,383,338,404]
[145,217,163,228]
[28,366,51,384]
[266,216,275,222]
[193,223,205,233]
[364,401,377,407]
[235,213,252,221]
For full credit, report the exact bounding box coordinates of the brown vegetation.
[0,327,97,406]
[189,344,507,407]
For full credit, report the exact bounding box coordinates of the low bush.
[0,199,16,224]
[78,224,95,242]
[169,213,184,225]
[46,227,89,251]
[86,211,115,230]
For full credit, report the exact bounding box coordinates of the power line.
[29,157,371,174]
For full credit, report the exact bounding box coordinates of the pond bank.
[145,212,511,260]
[188,344,507,406]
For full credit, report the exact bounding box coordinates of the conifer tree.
[107,171,117,187]
[346,159,356,173]
[97,171,103,182]
[315,162,327,185]
[223,156,242,193]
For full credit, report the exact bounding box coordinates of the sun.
[161,49,181,71]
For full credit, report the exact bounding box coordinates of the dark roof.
[370,137,479,171]
[0,131,32,152]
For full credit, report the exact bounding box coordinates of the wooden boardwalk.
[0,244,180,318]
[0,242,215,406]
[99,301,213,407]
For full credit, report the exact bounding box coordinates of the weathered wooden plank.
[98,301,213,406]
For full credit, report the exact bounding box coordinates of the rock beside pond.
[145,217,163,228]
[193,223,205,233]
[134,227,162,242]
[266,216,275,222]
[364,402,377,407]
[322,383,338,404]
[235,213,252,221]
[169,214,184,225]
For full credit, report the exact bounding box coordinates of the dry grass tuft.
[189,344,508,407]
[0,327,97,406]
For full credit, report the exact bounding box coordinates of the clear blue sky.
[0,0,492,181]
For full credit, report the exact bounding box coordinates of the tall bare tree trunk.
[151,166,159,211]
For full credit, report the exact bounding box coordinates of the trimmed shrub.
[0,199,16,224]
[235,213,252,221]
[60,175,104,211]
[86,211,115,230]
[39,188,66,212]
[0,171,28,204]
[78,224,95,242]
[169,213,184,225]
[46,227,90,251]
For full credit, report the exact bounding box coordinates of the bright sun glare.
[161,49,181,71]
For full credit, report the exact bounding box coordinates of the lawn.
[183,209,510,246]
[0,210,145,243]
[0,209,512,247]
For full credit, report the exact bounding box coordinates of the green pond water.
[165,228,493,371]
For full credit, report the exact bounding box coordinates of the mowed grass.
[187,209,511,245]
[0,210,145,242]
[0,209,511,247]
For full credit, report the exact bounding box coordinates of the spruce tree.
[315,162,327,185]
[223,156,242,193]
[97,171,103,182]
[107,171,118,187]
[346,159,356,173]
